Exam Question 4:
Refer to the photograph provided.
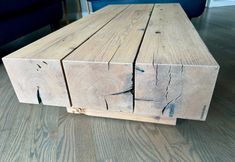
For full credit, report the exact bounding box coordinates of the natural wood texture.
[2,59,70,107]
[134,4,219,120]
[63,4,153,112]
[0,5,234,161]
[2,5,128,107]
[67,107,176,125]
[3,4,219,123]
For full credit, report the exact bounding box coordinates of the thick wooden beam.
[2,5,128,106]
[134,4,219,120]
[63,4,154,112]
[2,4,219,124]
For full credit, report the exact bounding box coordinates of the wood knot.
[74,108,86,114]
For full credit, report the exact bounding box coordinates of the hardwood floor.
[0,6,235,162]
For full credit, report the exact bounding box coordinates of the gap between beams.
[132,4,155,113]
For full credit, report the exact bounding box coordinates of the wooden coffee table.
[2,4,219,125]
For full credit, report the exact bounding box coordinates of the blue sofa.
[88,0,206,18]
[0,0,63,46]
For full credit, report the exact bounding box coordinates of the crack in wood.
[162,99,174,115]
[155,64,159,86]
[152,53,155,68]
[165,66,172,100]
[131,72,135,113]
[162,91,182,116]
[108,44,121,70]
[104,98,109,110]
[181,64,184,73]
[162,64,184,116]
[37,64,41,69]
[135,98,160,102]
[135,66,145,72]
[37,86,42,104]
[109,88,132,96]
[152,53,159,86]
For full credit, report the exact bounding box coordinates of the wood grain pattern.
[90,119,177,161]
[158,125,202,161]
[56,109,76,162]
[134,4,219,120]
[63,4,153,112]
[29,105,59,162]
[2,5,128,107]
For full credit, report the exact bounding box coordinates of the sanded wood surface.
[67,106,176,125]
[134,4,219,120]
[2,5,128,106]
[0,5,234,161]
[3,4,219,123]
[63,4,153,112]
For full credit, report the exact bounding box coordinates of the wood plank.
[134,4,219,120]
[73,115,97,162]
[177,119,234,161]
[158,125,202,161]
[63,4,154,112]
[24,105,59,162]
[66,107,176,125]
[56,108,97,162]
[56,108,77,162]
[90,119,139,161]
[2,5,128,107]
[90,118,175,161]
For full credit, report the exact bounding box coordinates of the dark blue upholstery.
[0,0,59,16]
[88,0,206,18]
[0,0,63,46]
